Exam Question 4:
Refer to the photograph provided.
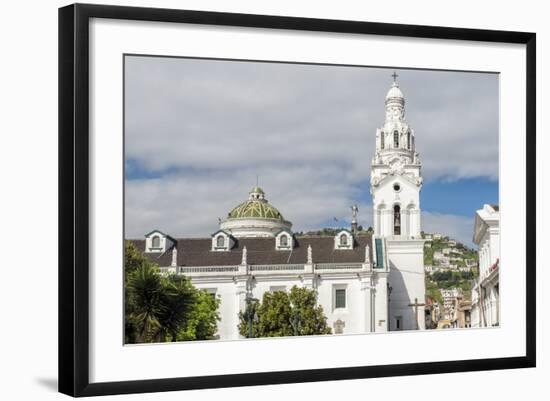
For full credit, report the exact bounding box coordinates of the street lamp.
[244,293,258,338]
[291,309,302,336]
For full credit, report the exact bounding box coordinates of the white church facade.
[131,75,426,339]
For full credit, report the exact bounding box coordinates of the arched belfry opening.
[393,205,401,235]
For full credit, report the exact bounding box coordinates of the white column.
[234,282,247,340]
[410,209,421,237]
[362,278,372,332]
[384,209,392,236]
[401,209,408,237]
[374,273,388,332]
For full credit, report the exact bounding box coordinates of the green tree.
[288,286,332,336]
[426,280,444,305]
[256,291,293,337]
[238,286,331,338]
[177,290,221,341]
[124,241,220,343]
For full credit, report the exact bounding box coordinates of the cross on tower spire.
[391,71,398,83]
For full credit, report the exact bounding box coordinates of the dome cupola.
[385,81,404,103]
[219,186,292,238]
[385,72,405,106]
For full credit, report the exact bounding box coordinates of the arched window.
[393,205,401,235]
[280,235,288,247]
[394,131,399,148]
[216,235,225,248]
[152,235,160,248]
[407,131,411,150]
[340,233,348,246]
[380,132,385,149]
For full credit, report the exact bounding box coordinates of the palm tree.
[157,275,197,342]
[127,265,164,342]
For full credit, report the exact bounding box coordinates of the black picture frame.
[59,3,536,397]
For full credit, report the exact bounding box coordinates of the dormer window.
[145,230,174,253]
[211,230,233,251]
[275,229,293,250]
[334,230,353,250]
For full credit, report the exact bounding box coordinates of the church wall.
[316,276,368,335]
[192,273,382,340]
[373,272,389,332]
[193,279,242,340]
[386,239,426,331]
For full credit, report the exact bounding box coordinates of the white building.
[471,204,500,328]
[440,288,462,320]
[132,75,426,339]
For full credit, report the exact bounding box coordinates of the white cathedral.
[132,75,426,339]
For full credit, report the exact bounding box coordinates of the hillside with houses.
[422,232,479,329]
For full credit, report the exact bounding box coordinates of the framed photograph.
[58,3,536,397]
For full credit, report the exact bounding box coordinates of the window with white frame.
[333,286,347,310]
[340,233,348,246]
[216,235,225,248]
[151,235,160,248]
[205,288,218,301]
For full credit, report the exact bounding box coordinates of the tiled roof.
[130,234,373,267]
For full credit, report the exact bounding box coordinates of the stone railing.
[250,264,305,272]
[171,262,370,276]
[158,266,178,274]
[315,262,365,271]
[178,266,239,274]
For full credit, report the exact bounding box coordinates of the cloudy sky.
[124,55,499,247]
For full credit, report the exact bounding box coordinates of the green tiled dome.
[228,200,284,220]
[227,187,285,221]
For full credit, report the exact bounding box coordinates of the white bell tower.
[371,72,423,239]
[370,72,426,331]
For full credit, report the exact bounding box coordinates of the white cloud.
[125,166,373,238]
[421,211,476,247]
[124,56,498,240]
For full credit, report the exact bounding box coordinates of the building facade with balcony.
[471,204,500,328]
